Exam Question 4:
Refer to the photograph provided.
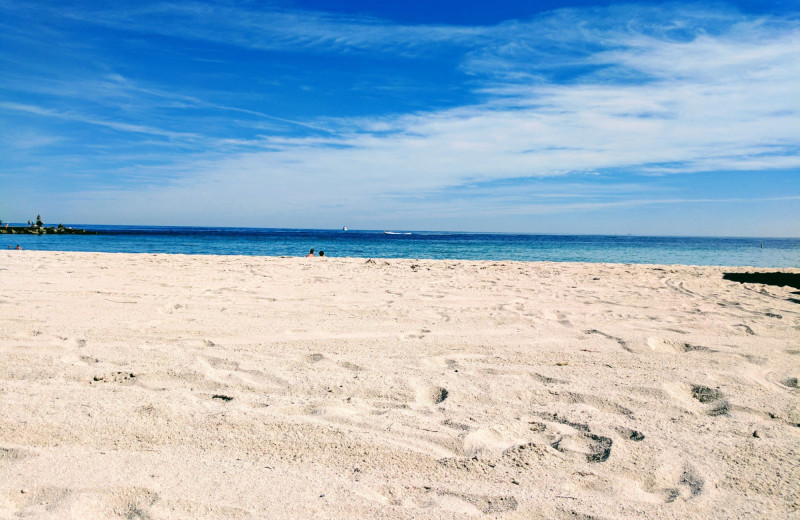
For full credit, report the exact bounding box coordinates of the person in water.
[306,248,315,257]
[319,251,325,257]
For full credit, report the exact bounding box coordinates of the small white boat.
[342,226,348,231]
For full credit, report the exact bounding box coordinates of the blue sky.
[1,0,798,236]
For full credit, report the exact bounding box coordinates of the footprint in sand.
[615,426,646,442]
[441,419,470,431]
[440,491,518,515]
[533,413,614,463]
[198,355,289,391]
[306,353,325,363]
[530,372,567,385]
[682,342,712,352]
[635,450,708,504]
[663,464,705,503]
[647,337,712,353]
[462,429,518,459]
[10,486,71,512]
[551,432,613,463]
[690,384,721,403]
[0,447,34,465]
[690,384,729,416]
[415,384,448,406]
[304,353,363,373]
[204,356,239,371]
[557,312,572,327]
[733,323,755,335]
[740,353,768,365]
[337,361,363,372]
[374,485,517,515]
[584,329,633,353]
[89,371,137,385]
[29,486,162,519]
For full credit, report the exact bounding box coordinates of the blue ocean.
[2,225,798,267]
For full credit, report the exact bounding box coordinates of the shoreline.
[3,248,800,271]
[1,251,797,518]
[3,228,797,268]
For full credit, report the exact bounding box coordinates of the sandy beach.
[0,251,797,519]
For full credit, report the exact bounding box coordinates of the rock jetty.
[0,224,95,235]
[1,215,96,235]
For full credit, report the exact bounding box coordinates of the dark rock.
[723,272,800,290]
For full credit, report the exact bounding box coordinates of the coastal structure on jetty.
[0,215,95,235]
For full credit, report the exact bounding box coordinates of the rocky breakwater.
[0,225,96,235]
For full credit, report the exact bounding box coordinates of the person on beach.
[306,249,315,257]
[319,251,325,257]
[15,244,21,250]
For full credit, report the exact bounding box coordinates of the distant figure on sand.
[306,249,315,257]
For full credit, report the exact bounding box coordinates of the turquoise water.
[2,225,798,267]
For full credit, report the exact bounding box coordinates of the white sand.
[0,251,798,519]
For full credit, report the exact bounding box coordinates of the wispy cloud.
[53,1,486,54]
[0,101,203,140]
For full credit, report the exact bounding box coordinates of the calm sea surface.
[2,225,798,267]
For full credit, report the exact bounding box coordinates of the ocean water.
[2,225,798,267]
